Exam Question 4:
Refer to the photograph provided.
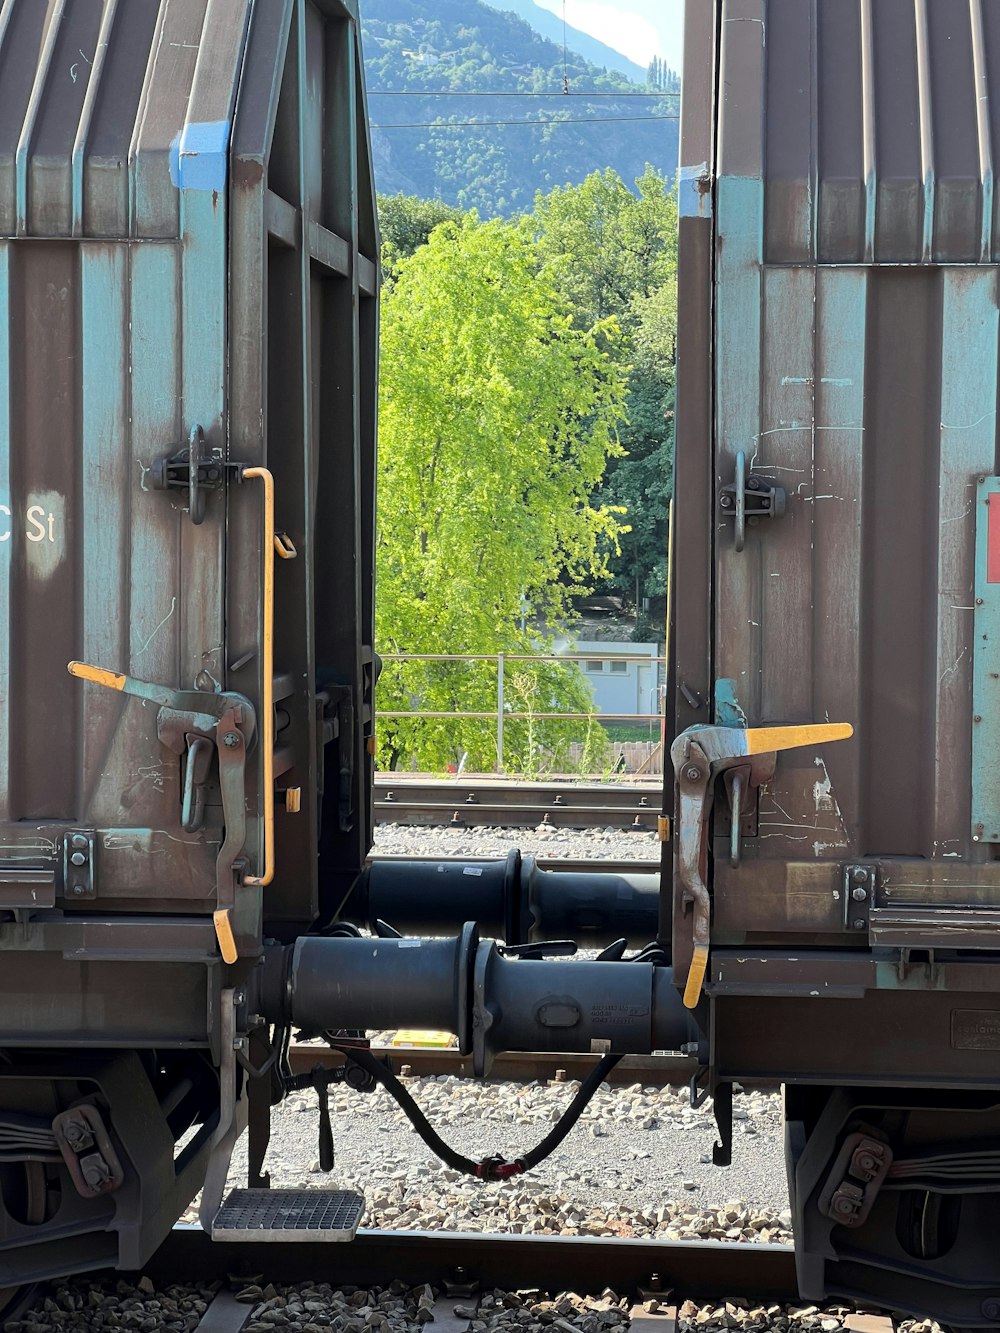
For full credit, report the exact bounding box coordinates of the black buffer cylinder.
[260,925,699,1076]
[346,850,660,946]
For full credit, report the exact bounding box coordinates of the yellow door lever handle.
[68,661,128,693]
[745,722,853,754]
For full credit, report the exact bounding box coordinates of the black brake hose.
[333,1042,623,1181]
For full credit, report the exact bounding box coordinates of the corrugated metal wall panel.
[9,242,81,820]
[0,242,9,824]
[810,267,867,848]
[0,0,379,929]
[0,0,248,905]
[0,0,250,241]
[932,270,997,849]
[714,0,1000,265]
[678,0,1000,946]
[79,245,130,820]
[711,260,1000,897]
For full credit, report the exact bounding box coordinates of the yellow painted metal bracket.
[683,943,708,1009]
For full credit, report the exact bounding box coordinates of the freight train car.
[0,0,701,1291]
[0,0,381,1280]
[8,1,1000,1327]
[669,1,1000,1321]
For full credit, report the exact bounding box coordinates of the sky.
[531,0,684,72]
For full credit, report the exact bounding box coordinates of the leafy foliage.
[646,55,675,92]
[375,214,627,771]
[534,167,677,326]
[534,169,677,603]
[360,0,679,218]
[378,192,463,267]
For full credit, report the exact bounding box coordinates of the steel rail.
[151,1226,798,1303]
[375,777,661,830]
[0,1281,38,1324]
[285,1043,779,1092]
[287,1043,700,1086]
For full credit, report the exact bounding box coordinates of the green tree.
[533,168,677,607]
[605,278,677,605]
[378,193,463,270]
[533,167,677,331]
[375,214,627,771]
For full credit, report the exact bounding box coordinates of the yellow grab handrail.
[241,466,277,887]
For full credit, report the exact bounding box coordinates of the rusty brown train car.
[5,1,1000,1327]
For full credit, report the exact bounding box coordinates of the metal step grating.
[212,1188,364,1242]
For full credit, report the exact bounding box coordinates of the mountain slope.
[359,0,679,217]
[479,0,646,82]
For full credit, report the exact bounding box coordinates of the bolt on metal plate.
[62,829,96,900]
[842,863,876,933]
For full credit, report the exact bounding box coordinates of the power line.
[371,114,679,128]
[371,90,679,98]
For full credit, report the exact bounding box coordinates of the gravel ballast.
[7,1276,942,1333]
[183,1073,790,1243]
[372,823,661,862]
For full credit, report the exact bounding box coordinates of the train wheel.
[895,1188,961,1262]
[0,1161,54,1226]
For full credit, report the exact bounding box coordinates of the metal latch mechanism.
[67,661,256,964]
[670,722,853,1009]
[719,450,787,551]
[150,425,237,525]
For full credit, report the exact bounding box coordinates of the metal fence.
[376,651,666,773]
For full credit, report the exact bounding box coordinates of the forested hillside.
[359,0,679,216]
[479,0,646,82]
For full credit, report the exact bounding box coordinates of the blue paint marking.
[714,679,748,729]
[170,120,230,193]
[678,162,711,218]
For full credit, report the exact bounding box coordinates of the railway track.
[3,1229,916,1333]
[1,1230,804,1329]
[375,777,663,830]
[287,1041,706,1088]
[156,1226,799,1306]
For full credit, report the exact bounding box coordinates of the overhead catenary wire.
[372,114,679,128]
[371,90,679,97]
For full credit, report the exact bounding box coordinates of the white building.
[553,639,663,723]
